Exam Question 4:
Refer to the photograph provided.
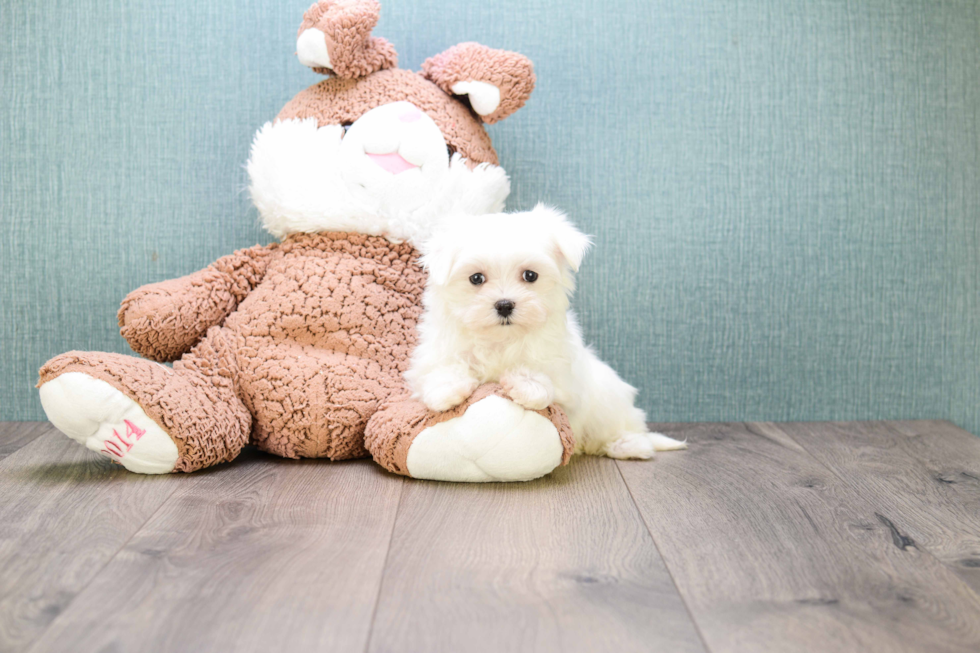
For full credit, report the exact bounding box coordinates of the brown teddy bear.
[37,0,574,482]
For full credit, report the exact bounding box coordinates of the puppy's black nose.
[495,299,515,317]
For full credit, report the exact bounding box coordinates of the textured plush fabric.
[365,383,574,476]
[298,0,398,78]
[41,233,426,470]
[277,69,499,165]
[118,246,271,362]
[422,42,535,124]
[3,1,980,435]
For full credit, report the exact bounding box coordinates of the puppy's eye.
[469,273,486,286]
[522,270,538,283]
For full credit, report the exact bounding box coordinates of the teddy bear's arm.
[117,245,273,362]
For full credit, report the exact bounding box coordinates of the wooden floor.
[1,421,979,653]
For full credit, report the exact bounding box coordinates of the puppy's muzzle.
[494,299,515,318]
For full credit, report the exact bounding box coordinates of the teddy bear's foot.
[365,384,574,482]
[38,345,252,473]
[39,372,179,474]
[405,395,562,482]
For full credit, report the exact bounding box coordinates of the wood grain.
[5,420,978,652]
[368,456,706,653]
[618,422,980,653]
[0,427,181,653]
[771,420,980,593]
[26,453,403,653]
[0,422,47,460]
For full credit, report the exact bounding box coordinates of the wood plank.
[0,422,48,460]
[619,422,980,653]
[770,420,980,593]
[27,454,403,653]
[368,456,706,653]
[0,429,182,653]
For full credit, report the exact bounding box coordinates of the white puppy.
[407,204,686,459]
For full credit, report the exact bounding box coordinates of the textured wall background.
[1,0,978,432]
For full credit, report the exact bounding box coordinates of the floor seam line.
[0,425,61,469]
[362,477,406,653]
[0,422,47,461]
[614,457,713,653]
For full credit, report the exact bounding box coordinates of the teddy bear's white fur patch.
[247,116,510,247]
[296,28,332,70]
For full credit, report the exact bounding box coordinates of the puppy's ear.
[420,235,459,286]
[533,204,592,272]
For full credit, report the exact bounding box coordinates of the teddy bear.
[36,0,575,482]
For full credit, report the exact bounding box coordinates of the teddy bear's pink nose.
[398,107,422,123]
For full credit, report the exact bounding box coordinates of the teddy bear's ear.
[422,43,535,124]
[296,0,397,78]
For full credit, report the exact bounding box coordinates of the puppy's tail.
[648,432,688,451]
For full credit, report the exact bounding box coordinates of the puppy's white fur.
[407,204,686,459]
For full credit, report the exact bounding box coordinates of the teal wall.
[2,1,978,432]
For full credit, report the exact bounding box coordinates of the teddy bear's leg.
[37,327,251,474]
[240,347,406,461]
[365,384,574,482]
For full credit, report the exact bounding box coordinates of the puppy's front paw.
[421,372,480,412]
[500,369,554,411]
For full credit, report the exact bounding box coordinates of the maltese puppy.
[407,204,686,459]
